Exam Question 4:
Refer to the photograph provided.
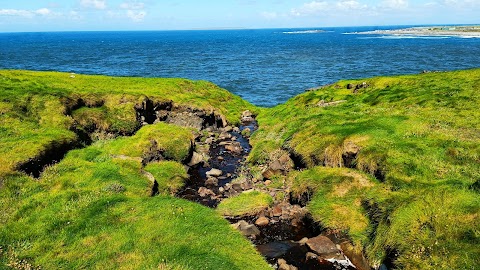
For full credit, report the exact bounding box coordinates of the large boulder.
[306,236,341,257]
[231,220,261,237]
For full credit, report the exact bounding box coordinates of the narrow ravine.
[176,111,367,270]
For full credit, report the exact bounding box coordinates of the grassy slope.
[251,69,480,269]
[0,71,268,269]
[0,70,256,178]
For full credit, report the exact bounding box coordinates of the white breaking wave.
[282,30,326,34]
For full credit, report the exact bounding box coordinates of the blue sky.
[0,0,479,32]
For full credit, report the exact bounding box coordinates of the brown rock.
[278,153,294,170]
[188,152,204,167]
[206,168,222,177]
[306,236,340,256]
[270,160,284,171]
[198,187,215,198]
[255,216,270,226]
[225,142,243,154]
[262,168,280,179]
[272,205,283,217]
[232,220,260,236]
[264,180,272,186]
[205,177,218,187]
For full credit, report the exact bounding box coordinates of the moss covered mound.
[0,70,267,269]
[251,68,480,269]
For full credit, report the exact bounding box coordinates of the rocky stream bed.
[175,110,371,270]
[17,97,373,270]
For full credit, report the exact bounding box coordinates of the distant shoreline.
[351,25,480,37]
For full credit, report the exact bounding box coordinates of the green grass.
[1,69,480,269]
[0,71,268,269]
[144,161,188,195]
[251,68,480,269]
[216,191,274,217]
[0,70,256,177]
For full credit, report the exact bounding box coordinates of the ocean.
[1,25,479,107]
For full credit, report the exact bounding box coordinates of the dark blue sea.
[1,26,480,107]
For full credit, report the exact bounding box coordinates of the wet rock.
[219,132,232,140]
[206,168,222,177]
[232,220,260,237]
[205,177,218,187]
[306,252,318,260]
[277,258,298,270]
[198,187,215,198]
[255,216,270,226]
[224,142,243,154]
[188,152,204,167]
[306,236,341,257]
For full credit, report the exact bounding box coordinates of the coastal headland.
[353,25,480,37]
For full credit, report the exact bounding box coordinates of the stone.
[205,137,214,144]
[272,205,283,217]
[264,180,272,186]
[255,216,270,226]
[224,126,233,132]
[206,168,222,177]
[232,220,260,237]
[262,168,280,179]
[187,152,204,167]
[205,177,218,187]
[346,83,355,89]
[306,236,340,257]
[298,237,309,245]
[242,110,253,118]
[217,156,224,161]
[233,127,240,133]
[225,142,243,154]
[166,112,204,130]
[231,183,243,192]
[278,153,294,171]
[305,252,318,260]
[198,187,215,198]
[270,160,284,171]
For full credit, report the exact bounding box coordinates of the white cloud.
[380,0,409,9]
[35,8,52,16]
[0,8,54,18]
[80,0,107,10]
[0,9,34,17]
[291,1,329,16]
[336,0,368,10]
[120,1,145,10]
[126,10,146,22]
